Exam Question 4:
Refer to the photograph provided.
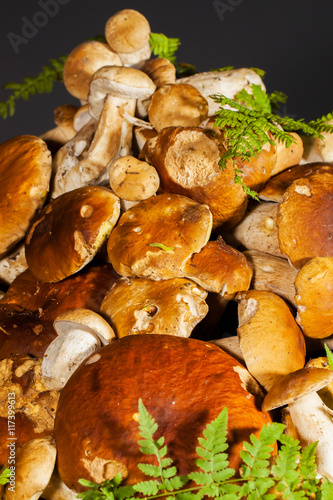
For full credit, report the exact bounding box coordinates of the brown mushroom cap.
[0,354,59,467]
[259,163,333,202]
[142,126,248,231]
[237,290,306,391]
[148,83,209,132]
[25,186,120,283]
[105,9,150,54]
[182,237,253,296]
[109,155,160,201]
[0,135,51,258]
[100,276,208,337]
[141,57,176,88]
[63,41,122,101]
[277,173,333,268]
[295,257,333,338]
[54,334,272,492]
[262,367,333,411]
[107,192,212,280]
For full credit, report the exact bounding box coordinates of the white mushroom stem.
[42,330,101,391]
[288,391,333,481]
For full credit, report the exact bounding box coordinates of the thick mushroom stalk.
[42,309,115,390]
[52,66,155,198]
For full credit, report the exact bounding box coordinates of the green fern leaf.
[0,466,11,485]
[321,478,333,499]
[137,463,161,478]
[132,479,162,495]
[324,343,333,370]
[188,470,212,486]
[149,33,181,63]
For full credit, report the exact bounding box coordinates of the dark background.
[1,0,333,142]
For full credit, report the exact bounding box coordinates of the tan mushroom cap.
[107,192,212,280]
[25,186,120,283]
[100,277,208,338]
[295,257,333,338]
[237,290,306,391]
[262,367,333,411]
[277,173,333,268]
[109,155,160,201]
[63,41,122,101]
[142,126,248,231]
[4,436,56,500]
[148,83,209,132]
[259,163,333,202]
[182,237,253,296]
[0,135,51,258]
[141,57,176,88]
[105,9,150,54]
[89,65,156,120]
[54,308,115,344]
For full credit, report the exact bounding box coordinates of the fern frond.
[149,33,181,63]
[324,343,333,370]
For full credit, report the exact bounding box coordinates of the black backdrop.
[1,0,333,142]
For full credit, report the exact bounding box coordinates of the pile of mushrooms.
[1,6,333,499]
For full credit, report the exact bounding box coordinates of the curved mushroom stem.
[288,391,333,481]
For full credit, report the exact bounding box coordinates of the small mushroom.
[262,367,333,480]
[100,276,208,338]
[2,436,56,500]
[141,57,176,88]
[42,308,115,390]
[148,83,209,132]
[237,290,306,391]
[109,155,160,201]
[314,118,333,162]
[40,104,79,154]
[105,9,151,68]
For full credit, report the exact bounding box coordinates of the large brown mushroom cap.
[25,186,120,283]
[277,173,333,268]
[142,126,248,231]
[100,276,208,337]
[54,334,272,492]
[0,135,51,258]
[237,290,306,391]
[148,83,209,132]
[107,192,213,280]
[105,9,150,54]
[295,257,333,338]
[63,41,122,101]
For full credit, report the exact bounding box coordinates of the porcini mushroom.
[237,290,306,391]
[100,276,208,338]
[42,308,115,390]
[54,334,272,492]
[262,367,333,481]
[25,186,120,283]
[105,9,151,68]
[52,66,156,197]
[2,436,56,500]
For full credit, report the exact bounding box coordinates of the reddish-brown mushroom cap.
[54,334,272,492]
[0,135,51,258]
[107,192,213,280]
[25,186,120,283]
[277,173,333,268]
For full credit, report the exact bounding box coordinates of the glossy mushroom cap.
[63,41,122,101]
[25,186,120,283]
[107,192,212,280]
[277,173,333,268]
[54,334,272,492]
[0,135,51,258]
